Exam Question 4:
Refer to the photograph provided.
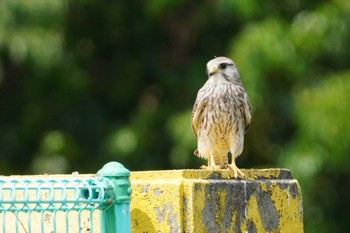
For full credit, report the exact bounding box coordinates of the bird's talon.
[200,165,221,170]
[227,164,245,179]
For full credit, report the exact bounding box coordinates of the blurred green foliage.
[0,0,350,232]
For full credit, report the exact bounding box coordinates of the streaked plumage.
[192,57,252,178]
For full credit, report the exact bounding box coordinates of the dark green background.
[1,1,349,232]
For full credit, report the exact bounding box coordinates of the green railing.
[0,162,131,233]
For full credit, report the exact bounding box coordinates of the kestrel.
[192,57,252,178]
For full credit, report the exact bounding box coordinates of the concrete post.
[130,169,303,233]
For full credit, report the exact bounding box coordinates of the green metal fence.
[0,162,131,233]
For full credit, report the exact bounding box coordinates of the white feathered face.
[206,57,240,82]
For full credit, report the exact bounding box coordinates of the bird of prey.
[191,57,252,178]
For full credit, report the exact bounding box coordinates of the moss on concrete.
[130,169,303,233]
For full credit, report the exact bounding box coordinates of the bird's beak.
[208,65,218,77]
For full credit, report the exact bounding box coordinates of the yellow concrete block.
[130,169,303,233]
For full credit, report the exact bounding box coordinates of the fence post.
[130,169,303,232]
[98,161,132,233]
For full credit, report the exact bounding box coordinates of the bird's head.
[206,57,240,82]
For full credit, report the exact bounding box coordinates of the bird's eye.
[220,63,227,69]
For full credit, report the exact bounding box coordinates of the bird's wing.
[191,96,207,138]
[243,92,252,132]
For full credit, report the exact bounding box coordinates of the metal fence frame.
[0,162,131,233]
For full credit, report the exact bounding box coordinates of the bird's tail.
[214,156,228,167]
[194,149,228,167]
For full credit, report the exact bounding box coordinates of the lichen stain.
[201,181,247,233]
[153,188,162,196]
[142,184,150,193]
[246,220,258,233]
[153,204,180,233]
[198,178,304,233]
[256,188,280,231]
[270,183,304,233]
